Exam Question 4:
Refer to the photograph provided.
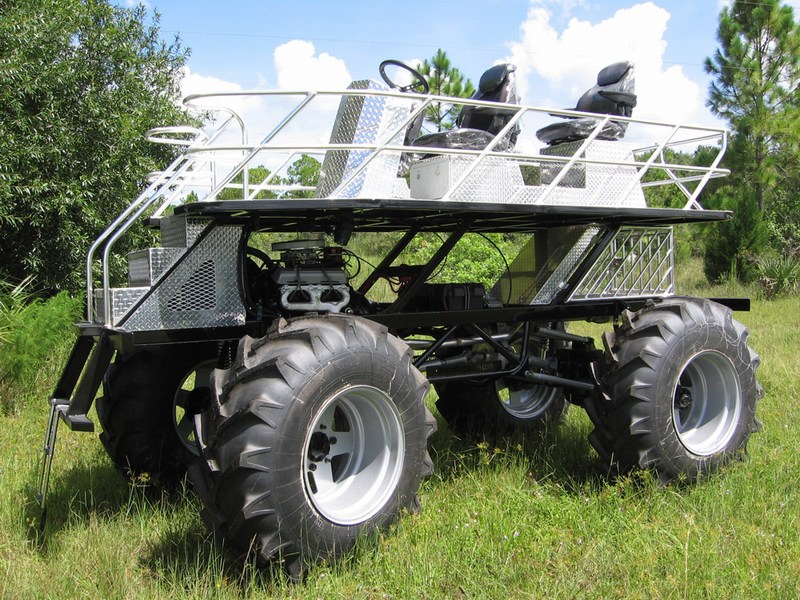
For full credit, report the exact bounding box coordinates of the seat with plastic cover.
[536,61,636,146]
[411,63,520,152]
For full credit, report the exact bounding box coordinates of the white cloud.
[180,40,353,118]
[176,43,359,190]
[506,3,708,128]
[530,0,587,16]
[175,68,268,193]
[273,40,351,91]
[270,40,357,149]
[179,66,263,117]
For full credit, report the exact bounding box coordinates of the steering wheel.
[379,60,430,94]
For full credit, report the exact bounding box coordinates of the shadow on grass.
[23,459,201,549]
[136,408,623,590]
[426,405,614,495]
[24,461,122,540]
[141,520,294,594]
[21,405,622,589]
[19,454,289,591]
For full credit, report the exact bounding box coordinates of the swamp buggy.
[37,60,761,575]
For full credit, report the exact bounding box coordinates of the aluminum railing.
[86,86,729,325]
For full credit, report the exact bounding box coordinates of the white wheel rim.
[496,380,560,419]
[303,385,405,525]
[672,350,742,456]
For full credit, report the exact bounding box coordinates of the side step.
[36,330,115,513]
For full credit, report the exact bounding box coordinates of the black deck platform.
[176,198,730,233]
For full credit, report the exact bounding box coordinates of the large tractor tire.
[189,314,436,577]
[586,297,761,484]
[96,343,217,483]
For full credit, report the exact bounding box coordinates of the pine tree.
[703,0,800,281]
[418,49,475,131]
[705,0,800,212]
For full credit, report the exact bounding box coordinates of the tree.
[216,155,320,200]
[417,49,475,131]
[705,0,800,212]
[0,0,191,294]
[703,0,800,281]
[640,147,728,262]
[282,154,321,199]
[764,106,800,255]
[217,166,277,200]
[703,185,767,283]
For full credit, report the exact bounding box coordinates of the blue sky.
[122,0,800,130]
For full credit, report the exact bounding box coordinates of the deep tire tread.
[97,344,216,483]
[587,297,761,483]
[189,314,434,575]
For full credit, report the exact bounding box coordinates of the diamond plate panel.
[315,79,416,199]
[571,227,674,301]
[160,215,210,248]
[491,226,600,305]
[93,287,149,323]
[127,247,184,287]
[531,227,600,304]
[119,225,245,330]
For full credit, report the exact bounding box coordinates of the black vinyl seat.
[536,61,636,146]
[411,63,520,152]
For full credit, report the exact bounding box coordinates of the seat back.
[575,61,636,118]
[536,61,636,146]
[457,63,519,137]
[410,63,521,153]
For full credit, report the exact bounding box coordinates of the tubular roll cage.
[85,87,729,326]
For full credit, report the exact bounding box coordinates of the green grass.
[1,271,798,598]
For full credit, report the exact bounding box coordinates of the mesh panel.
[166,260,216,311]
[120,226,244,331]
[571,227,674,300]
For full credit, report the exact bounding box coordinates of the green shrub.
[0,276,33,345]
[703,186,767,283]
[0,290,82,414]
[756,253,800,298]
[764,188,800,256]
[399,233,527,288]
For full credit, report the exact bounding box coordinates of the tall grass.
[0,276,33,345]
[0,288,82,414]
[0,264,798,598]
